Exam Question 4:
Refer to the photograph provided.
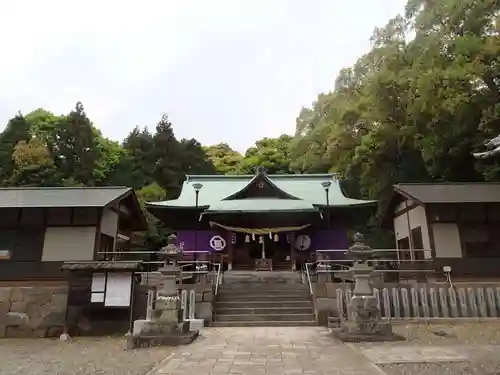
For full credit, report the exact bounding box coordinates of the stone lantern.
[335,233,402,342]
[128,234,199,348]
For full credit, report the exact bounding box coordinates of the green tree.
[0,113,32,183]
[48,102,102,185]
[242,135,294,174]
[107,126,156,188]
[8,139,61,186]
[204,143,245,174]
[134,182,170,248]
[152,114,183,196]
[179,138,216,175]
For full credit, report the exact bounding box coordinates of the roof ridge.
[186,173,335,180]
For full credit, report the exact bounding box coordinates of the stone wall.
[0,286,67,337]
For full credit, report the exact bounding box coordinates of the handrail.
[315,269,436,273]
[304,262,313,295]
[214,262,222,296]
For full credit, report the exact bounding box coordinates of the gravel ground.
[354,323,500,375]
[0,336,173,375]
[390,322,500,345]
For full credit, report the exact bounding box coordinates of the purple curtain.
[176,230,223,252]
[309,229,348,260]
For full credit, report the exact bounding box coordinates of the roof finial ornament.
[255,166,266,175]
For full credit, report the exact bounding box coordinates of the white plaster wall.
[42,227,96,261]
[432,223,462,258]
[394,204,432,259]
[100,208,118,238]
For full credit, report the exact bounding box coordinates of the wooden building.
[383,182,500,280]
[0,186,147,282]
[146,169,374,271]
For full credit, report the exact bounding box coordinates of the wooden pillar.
[290,232,296,271]
[227,230,233,271]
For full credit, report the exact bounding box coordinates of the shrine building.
[146,169,375,271]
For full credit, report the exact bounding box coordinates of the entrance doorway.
[232,233,294,270]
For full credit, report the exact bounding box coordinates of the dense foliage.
[2,0,499,247]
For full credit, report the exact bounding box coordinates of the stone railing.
[315,282,500,325]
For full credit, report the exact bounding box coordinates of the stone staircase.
[212,271,316,327]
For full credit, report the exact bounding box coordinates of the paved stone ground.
[153,327,386,375]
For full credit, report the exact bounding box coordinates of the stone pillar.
[196,263,208,285]
[155,265,181,324]
[316,252,330,283]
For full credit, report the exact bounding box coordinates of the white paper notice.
[91,273,106,292]
[91,292,105,303]
[104,273,132,307]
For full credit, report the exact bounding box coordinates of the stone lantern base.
[334,295,404,342]
[127,320,198,349]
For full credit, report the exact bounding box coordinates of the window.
[397,237,411,260]
[460,223,500,258]
[0,230,16,259]
[0,229,44,261]
[13,229,45,261]
[98,234,115,260]
[411,227,425,261]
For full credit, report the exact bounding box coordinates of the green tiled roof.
[0,186,132,208]
[147,174,374,213]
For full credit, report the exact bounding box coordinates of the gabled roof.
[380,182,500,229]
[223,173,300,200]
[394,182,500,204]
[0,186,133,208]
[147,173,375,213]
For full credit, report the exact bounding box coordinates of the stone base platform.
[126,330,199,349]
[126,319,200,349]
[333,320,405,343]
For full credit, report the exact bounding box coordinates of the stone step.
[217,294,310,301]
[215,301,312,308]
[214,306,313,315]
[222,281,305,286]
[219,285,308,291]
[211,320,317,327]
[218,290,310,297]
[222,272,303,284]
[214,313,315,322]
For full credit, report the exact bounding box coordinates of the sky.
[0,0,406,153]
